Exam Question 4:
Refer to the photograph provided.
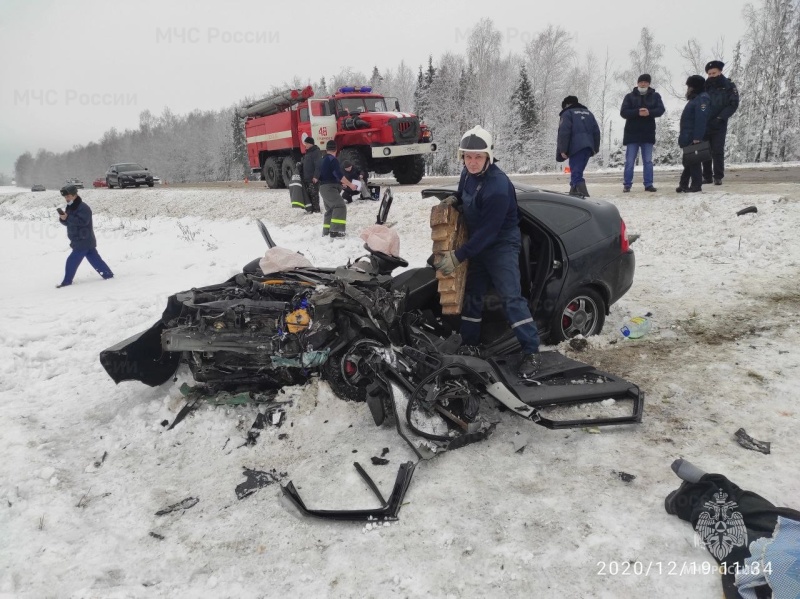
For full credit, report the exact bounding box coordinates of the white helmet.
[457,125,493,165]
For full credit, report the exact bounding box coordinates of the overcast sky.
[0,0,749,177]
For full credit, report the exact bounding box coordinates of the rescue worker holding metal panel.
[433,126,542,379]
[317,140,357,237]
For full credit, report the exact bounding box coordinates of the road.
[163,164,800,194]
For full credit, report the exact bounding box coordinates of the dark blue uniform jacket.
[60,197,97,250]
[453,163,520,264]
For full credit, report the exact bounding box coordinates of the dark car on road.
[106,163,154,188]
[411,183,635,344]
[31,184,46,192]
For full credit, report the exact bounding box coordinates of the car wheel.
[118,179,126,189]
[106,178,114,189]
[549,286,606,342]
[135,183,141,187]
[322,349,368,402]
[147,182,154,187]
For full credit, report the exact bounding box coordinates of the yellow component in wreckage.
[286,309,311,333]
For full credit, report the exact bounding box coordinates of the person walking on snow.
[56,184,114,288]
[620,74,665,192]
[702,60,739,185]
[676,75,711,193]
[434,125,542,379]
[556,96,601,198]
[317,140,356,238]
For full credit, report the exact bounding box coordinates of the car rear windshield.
[116,164,145,172]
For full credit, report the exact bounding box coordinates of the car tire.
[147,182,154,187]
[549,286,606,343]
[321,350,368,402]
[135,183,141,188]
[118,179,126,189]
[106,178,114,189]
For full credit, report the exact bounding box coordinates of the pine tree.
[512,64,537,132]
[370,66,382,90]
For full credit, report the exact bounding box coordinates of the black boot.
[576,182,590,198]
[714,178,722,185]
[568,185,578,196]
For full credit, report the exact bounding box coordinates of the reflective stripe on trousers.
[319,183,347,235]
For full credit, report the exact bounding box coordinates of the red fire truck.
[240,85,437,188]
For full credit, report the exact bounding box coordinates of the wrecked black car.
[101,192,642,521]
[101,192,642,443]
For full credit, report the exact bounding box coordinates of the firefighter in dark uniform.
[702,60,739,185]
[301,137,323,213]
[433,125,542,379]
[340,160,370,203]
[317,140,357,237]
[677,75,711,193]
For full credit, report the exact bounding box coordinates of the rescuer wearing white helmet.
[433,125,541,379]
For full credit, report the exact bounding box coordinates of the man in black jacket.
[556,96,601,197]
[300,137,322,213]
[702,60,739,185]
[620,74,665,192]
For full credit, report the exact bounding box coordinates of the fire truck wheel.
[393,155,425,185]
[262,157,285,189]
[337,148,368,179]
[281,158,297,187]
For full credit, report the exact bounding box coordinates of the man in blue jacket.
[702,60,739,185]
[434,126,541,379]
[620,74,665,192]
[676,76,711,193]
[556,96,601,198]
[316,140,357,237]
[57,185,114,288]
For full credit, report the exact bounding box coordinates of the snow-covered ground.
[1,175,798,598]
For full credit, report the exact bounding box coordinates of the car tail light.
[620,219,630,253]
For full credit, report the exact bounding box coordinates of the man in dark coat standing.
[556,96,601,197]
[301,137,323,213]
[57,184,114,288]
[677,76,711,193]
[620,74,665,192]
[702,60,739,185]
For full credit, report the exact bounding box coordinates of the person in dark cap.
[702,60,739,185]
[620,74,665,193]
[301,136,322,212]
[56,184,114,288]
[316,139,357,237]
[676,75,711,193]
[340,160,371,203]
[556,95,601,197]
